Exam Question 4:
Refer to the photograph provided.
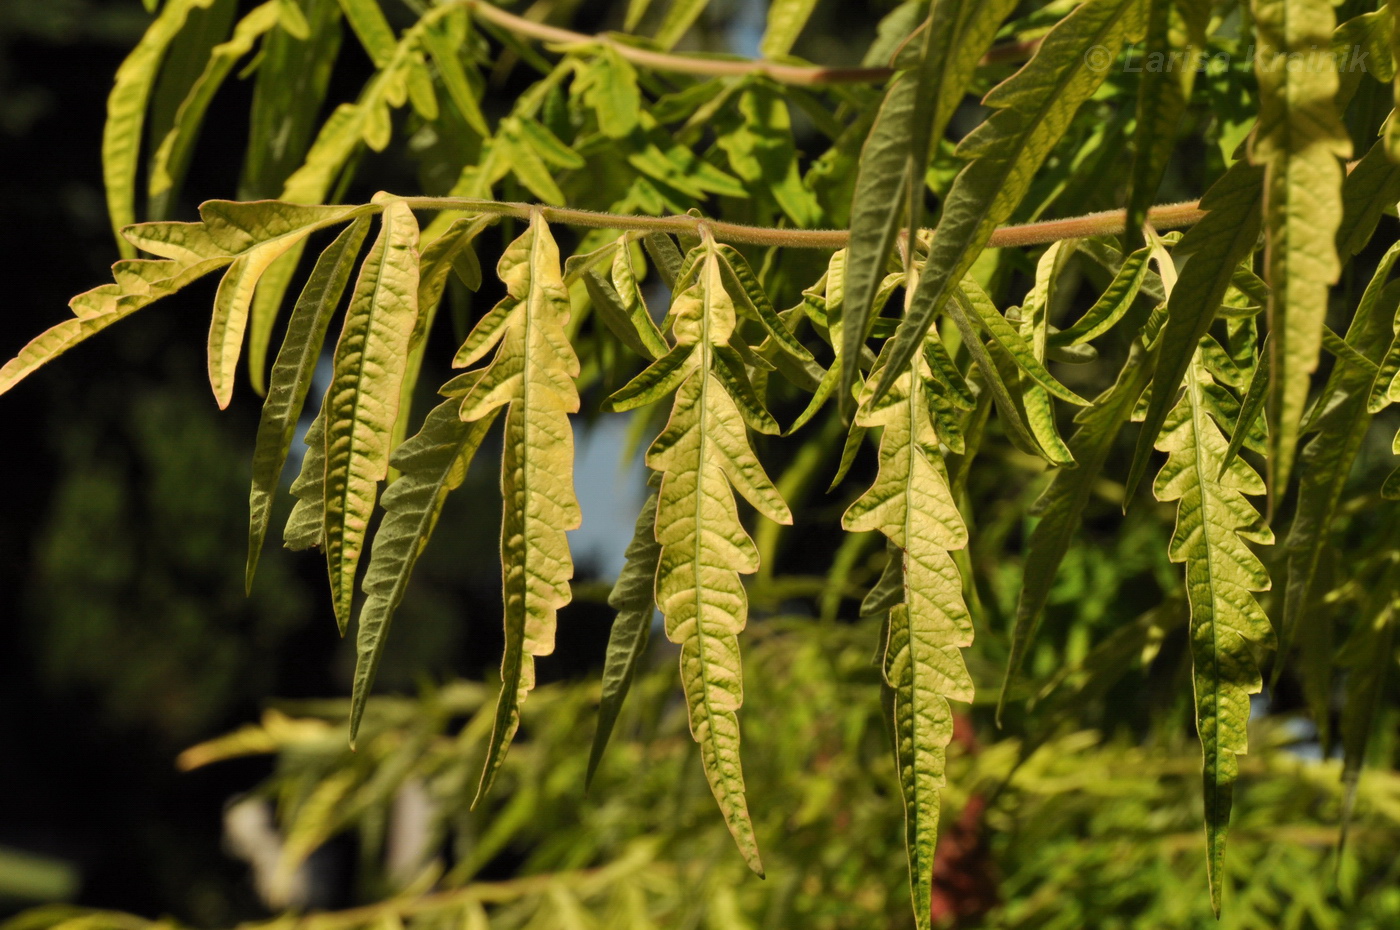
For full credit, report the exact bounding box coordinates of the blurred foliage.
[9,621,1400,929]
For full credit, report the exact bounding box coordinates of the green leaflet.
[645,239,792,877]
[586,475,663,788]
[393,215,497,456]
[1337,555,1399,853]
[334,0,396,68]
[759,0,819,58]
[643,233,684,289]
[1125,159,1263,503]
[420,20,490,138]
[1278,251,1400,700]
[839,73,913,420]
[872,0,1143,409]
[841,0,1016,420]
[944,285,1043,458]
[240,0,344,393]
[147,1,285,221]
[653,0,709,50]
[714,245,813,364]
[584,241,668,362]
[584,46,641,141]
[1048,245,1151,346]
[715,83,820,228]
[246,216,370,592]
[1153,347,1274,917]
[959,275,1089,405]
[349,396,499,744]
[145,0,237,218]
[1251,0,1351,503]
[1218,337,1269,478]
[1337,139,1400,261]
[999,337,1155,722]
[103,0,219,257]
[1386,431,1400,500]
[240,0,341,197]
[285,394,329,550]
[1124,0,1196,249]
[323,198,423,634]
[607,343,695,411]
[842,346,973,930]
[453,214,581,806]
[1388,0,1400,162]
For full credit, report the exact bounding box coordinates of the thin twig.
[457,0,1037,86]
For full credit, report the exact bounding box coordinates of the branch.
[458,0,1038,86]
[400,195,1207,249]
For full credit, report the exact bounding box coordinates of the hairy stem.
[399,195,1208,248]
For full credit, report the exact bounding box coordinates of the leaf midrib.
[1185,353,1225,832]
[691,247,721,750]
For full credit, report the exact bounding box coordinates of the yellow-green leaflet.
[1152,344,1274,918]
[0,201,360,401]
[323,198,423,634]
[453,214,581,806]
[103,0,220,257]
[842,347,973,930]
[624,0,653,32]
[871,0,1142,410]
[1014,240,1080,465]
[1125,159,1263,503]
[147,1,285,221]
[349,396,499,744]
[1250,0,1350,502]
[1387,0,1400,161]
[1,255,227,398]
[716,84,820,228]
[586,474,663,787]
[207,201,366,408]
[646,240,792,877]
[247,216,370,592]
